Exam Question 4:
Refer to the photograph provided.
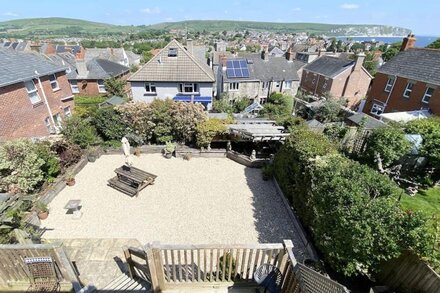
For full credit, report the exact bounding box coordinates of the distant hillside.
[0,17,411,39]
[148,20,411,36]
[0,17,137,38]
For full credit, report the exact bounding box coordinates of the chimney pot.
[401,34,416,51]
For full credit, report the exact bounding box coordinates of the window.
[70,80,79,93]
[260,97,267,104]
[24,80,41,104]
[44,117,51,133]
[145,82,156,93]
[284,81,292,89]
[168,48,178,57]
[422,87,434,104]
[274,81,281,88]
[371,103,384,116]
[49,74,59,90]
[322,82,328,90]
[261,82,269,90]
[384,77,395,92]
[53,113,62,129]
[229,82,239,91]
[97,80,106,93]
[311,78,316,85]
[179,83,198,94]
[64,106,72,117]
[403,82,414,98]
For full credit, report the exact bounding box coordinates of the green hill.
[0,17,411,39]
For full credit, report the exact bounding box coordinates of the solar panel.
[226,59,250,79]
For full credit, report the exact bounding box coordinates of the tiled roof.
[0,48,67,87]
[303,56,355,78]
[129,40,215,83]
[224,53,305,82]
[378,48,440,85]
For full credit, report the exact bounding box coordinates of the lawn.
[400,187,440,218]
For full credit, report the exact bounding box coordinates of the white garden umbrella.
[121,137,133,166]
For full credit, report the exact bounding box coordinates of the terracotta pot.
[38,211,49,220]
[164,152,173,159]
[66,179,76,186]
[134,149,141,156]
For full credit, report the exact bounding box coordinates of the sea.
[335,36,438,48]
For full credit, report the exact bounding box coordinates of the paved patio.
[42,154,307,260]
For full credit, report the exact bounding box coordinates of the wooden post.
[123,246,135,279]
[283,240,297,267]
[152,242,166,291]
[145,243,161,293]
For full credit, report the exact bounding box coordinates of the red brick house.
[300,53,372,108]
[363,35,440,117]
[0,49,74,141]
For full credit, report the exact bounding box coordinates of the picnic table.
[108,165,157,197]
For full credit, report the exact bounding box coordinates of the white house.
[129,40,215,110]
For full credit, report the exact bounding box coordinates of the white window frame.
[97,80,106,93]
[179,83,199,94]
[384,77,394,92]
[49,74,59,91]
[168,48,178,57]
[64,106,72,117]
[422,87,434,104]
[229,82,239,91]
[403,82,413,98]
[284,81,292,89]
[145,82,156,93]
[25,80,41,105]
[44,117,51,133]
[70,80,79,93]
[370,103,384,116]
[53,113,62,129]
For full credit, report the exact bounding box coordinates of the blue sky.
[0,0,438,36]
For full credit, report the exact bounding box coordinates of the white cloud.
[165,17,174,22]
[340,3,359,9]
[3,12,18,17]
[292,8,301,12]
[140,7,161,14]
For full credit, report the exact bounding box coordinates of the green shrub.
[232,97,251,113]
[93,107,128,141]
[260,92,293,119]
[34,142,61,181]
[150,99,174,143]
[273,127,432,276]
[116,102,155,142]
[104,77,127,97]
[406,117,440,169]
[212,98,233,113]
[62,116,98,149]
[0,140,45,193]
[169,102,207,143]
[365,126,411,167]
[195,118,229,147]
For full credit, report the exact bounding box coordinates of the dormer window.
[168,48,178,57]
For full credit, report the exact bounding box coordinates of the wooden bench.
[108,166,157,197]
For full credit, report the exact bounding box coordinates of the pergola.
[228,119,290,142]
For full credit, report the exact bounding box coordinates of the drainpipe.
[35,71,57,132]
[382,75,397,114]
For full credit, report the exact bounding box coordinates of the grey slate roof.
[347,112,386,129]
[303,56,355,78]
[85,48,128,66]
[47,53,129,80]
[129,40,215,83]
[378,48,440,85]
[0,48,67,88]
[224,53,305,82]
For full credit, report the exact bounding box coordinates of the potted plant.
[65,172,76,186]
[163,142,175,159]
[134,147,141,156]
[35,202,49,220]
[87,146,99,162]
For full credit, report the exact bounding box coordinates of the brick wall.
[364,73,440,116]
[300,68,371,108]
[0,72,74,141]
[74,72,130,97]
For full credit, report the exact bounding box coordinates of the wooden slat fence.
[0,243,81,292]
[377,252,440,293]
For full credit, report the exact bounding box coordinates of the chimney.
[75,46,85,60]
[187,39,194,55]
[318,48,326,57]
[354,52,365,71]
[75,52,89,79]
[401,34,416,51]
[220,54,227,71]
[261,44,269,61]
[286,47,294,62]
